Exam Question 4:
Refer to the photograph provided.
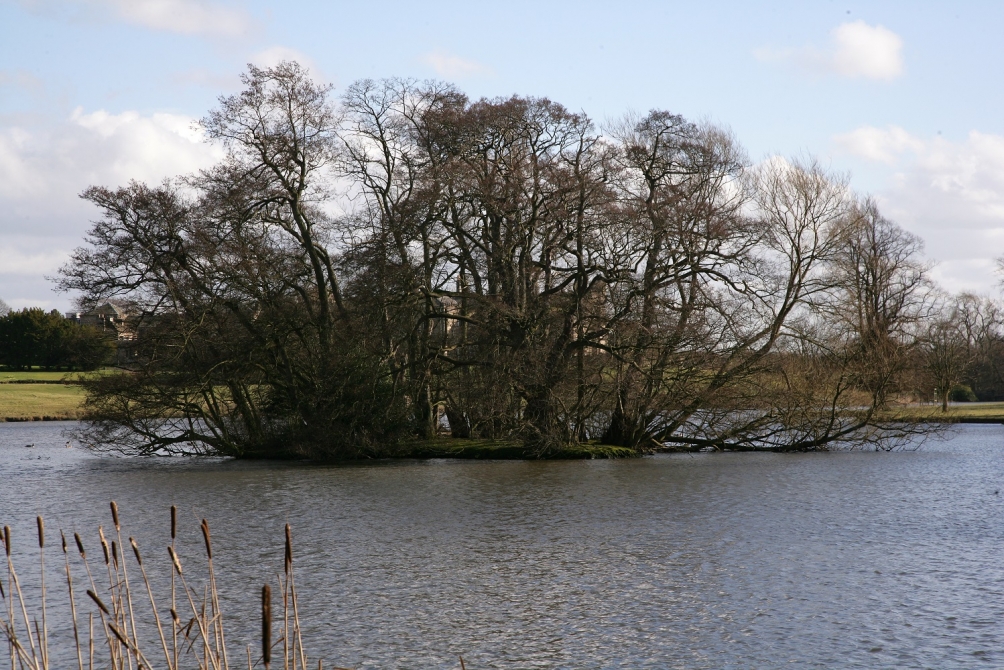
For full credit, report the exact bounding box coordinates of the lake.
[1,421,1002,668]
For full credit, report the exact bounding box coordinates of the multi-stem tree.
[59,63,406,457]
[58,62,942,457]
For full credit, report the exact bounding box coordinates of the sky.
[2,0,1004,311]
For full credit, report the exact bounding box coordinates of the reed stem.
[110,503,140,670]
[129,538,172,670]
[36,516,48,670]
[5,527,40,668]
[169,507,178,670]
[261,584,271,670]
[61,531,84,670]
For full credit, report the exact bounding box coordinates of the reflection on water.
[1,421,1002,668]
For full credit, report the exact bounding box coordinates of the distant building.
[430,295,460,339]
[65,302,135,340]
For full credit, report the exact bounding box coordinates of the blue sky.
[2,0,1004,310]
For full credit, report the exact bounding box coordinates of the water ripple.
[1,421,1002,668]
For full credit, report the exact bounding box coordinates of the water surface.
[1,421,1002,668]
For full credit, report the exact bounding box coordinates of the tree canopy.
[0,307,113,371]
[57,62,983,458]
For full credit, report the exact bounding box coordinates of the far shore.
[3,371,1004,452]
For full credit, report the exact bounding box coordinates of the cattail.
[261,584,272,667]
[200,519,212,559]
[61,530,67,554]
[74,532,86,558]
[111,540,119,568]
[167,546,183,575]
[98,527,110,565]
[86,589,110,615]
[169,608,179,623]
[284,524,293,574]
[109,501,120,531]
[36,516,44,548]
[129,537,142,566]
[107,622,128,646]
[3,525,9,556]
[170,505,177,540]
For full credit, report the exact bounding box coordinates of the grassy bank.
[0,368,118,420]
[403,437,638,459]
[880,402,1004,423]
[0,369,115,383]
[0,382,86,420]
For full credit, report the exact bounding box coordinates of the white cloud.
[0,248,70,276]
[103,0,252,37]
[756,21,904,81]
[834,125,924,164]
[0,108,223,308]
[829,21,903,80]
[0,128,38,197]
[836,126,1004,293]
[63,107,220,186]
[0,106,221,203]
[14,0,253,38]
[422,50,491,80]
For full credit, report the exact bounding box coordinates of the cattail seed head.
[170,608,179,623]
[74,532,85,558]
[108,623,129,646]
[129,537,142,566]
[109,501,120,531]
[170,505,177,540]
[111,540,119,568]
[284,524,292,574]
[3,526,9,556]
[261,584,272,665]
[98,527,109,565]
[86,589,110,615]
[61,531,67,554]
[200,519,212,560]
[167,546,183,575]
[36,516,44,549]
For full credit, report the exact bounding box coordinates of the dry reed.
[0,505,349,670]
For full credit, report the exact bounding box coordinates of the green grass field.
[5,364,1003,427]
[0,369,113,383]
[0,383,87,420]
[882,402,1004,423]
[0,368,114,420]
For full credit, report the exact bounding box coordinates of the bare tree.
[429,95,616,453]
[824,198,931,409]
[600,112,755,448]
[949,293,1004,400]
[59,63,407,458]
[56,63,950,458]
[923,299,974,411]
[338,78,466,439]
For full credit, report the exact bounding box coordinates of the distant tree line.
[55,62,1004,458]
[0,307,114,371]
